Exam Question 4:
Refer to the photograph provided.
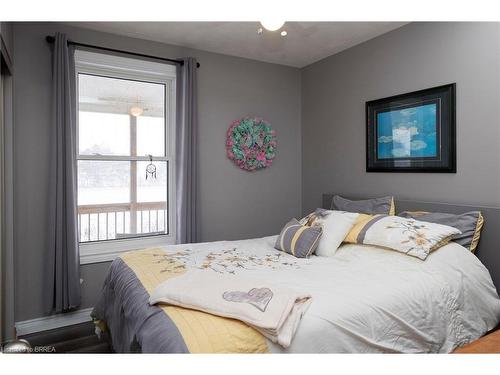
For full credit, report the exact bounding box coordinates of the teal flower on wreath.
[226,117,277,171]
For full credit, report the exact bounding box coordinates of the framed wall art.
[366,83,456,173]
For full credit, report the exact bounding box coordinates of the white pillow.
[300,209,358,257]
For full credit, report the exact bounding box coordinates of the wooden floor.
[453,328,500,353]
[19,322,112,353]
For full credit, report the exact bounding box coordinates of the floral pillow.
[399,211,484,253]
[344,215,461,260]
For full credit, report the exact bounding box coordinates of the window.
[75,51,176,264]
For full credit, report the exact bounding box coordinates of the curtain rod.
[45,35,200,68]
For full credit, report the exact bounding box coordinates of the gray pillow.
[275,218,322,258]
[398,211,484,252]
[331,195,395,215]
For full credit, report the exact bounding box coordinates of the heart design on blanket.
[222,288,273,312]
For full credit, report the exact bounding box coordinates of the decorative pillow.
[300,209,359,257]
[399,211,484,253]
[275,218,322,258]
[331,195,395,215]
[344,215,461,260]
[343,213,376,243]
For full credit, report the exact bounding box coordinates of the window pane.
[77,160,169,242]
[78,73,165,156]
[137,161,167,203]
[79,111,130,155]
[137,116,165,156]
[78,161,130,205]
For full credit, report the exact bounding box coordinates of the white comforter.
[158,235,500,353]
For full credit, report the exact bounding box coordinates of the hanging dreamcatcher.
[145,154,157,180]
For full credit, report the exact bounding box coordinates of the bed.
[92,195,500,353]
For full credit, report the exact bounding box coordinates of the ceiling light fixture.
[280,30,287,37]
[130,106,144,117]
[260,20,285,32]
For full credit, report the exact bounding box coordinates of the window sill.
[79,234,176,265]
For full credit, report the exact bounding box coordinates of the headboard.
[323,193,500,293]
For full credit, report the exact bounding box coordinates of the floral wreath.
[226,117,277,171]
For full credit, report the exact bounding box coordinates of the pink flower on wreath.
[245,149,255,159]
[256,151,266,162]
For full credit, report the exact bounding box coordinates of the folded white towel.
[149,270,312,348]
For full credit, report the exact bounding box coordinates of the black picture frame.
[366,83,456,173]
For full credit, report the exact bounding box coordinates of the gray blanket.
[92,258,189,353]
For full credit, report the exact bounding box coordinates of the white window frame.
[75,50,177,265]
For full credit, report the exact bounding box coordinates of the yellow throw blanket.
[120,248,268,353]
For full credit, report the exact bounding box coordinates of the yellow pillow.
[471,213,484,253]
[389,197,395,216]
[398,210,484,253]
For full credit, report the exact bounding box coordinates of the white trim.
[77,155,169,161]
[15,308,93,337]
[74,48,177,264]
[74,50,177,80]
[80,234,175,264]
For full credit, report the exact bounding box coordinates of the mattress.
[92,235,500,353]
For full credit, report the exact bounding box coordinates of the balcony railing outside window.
[78,202,167,242]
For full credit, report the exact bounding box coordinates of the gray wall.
[12,22,301,320]
[13,21,500,323]
[302,22,500,214]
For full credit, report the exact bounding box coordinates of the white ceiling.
[79,73,165,116]
[68,22,407,68]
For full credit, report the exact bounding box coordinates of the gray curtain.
[175,58,198,244]
[45,33,81,313]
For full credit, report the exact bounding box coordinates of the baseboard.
[15,307,93,337]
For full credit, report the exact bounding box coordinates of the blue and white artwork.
[376,103,438,159]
